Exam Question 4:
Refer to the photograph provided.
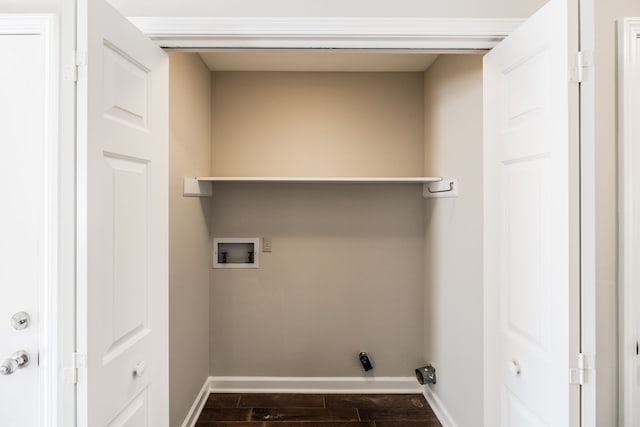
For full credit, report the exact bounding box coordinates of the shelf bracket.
[183,177,212,197]
[423,178,458,199]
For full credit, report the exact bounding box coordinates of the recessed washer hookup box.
[213,237,260,269]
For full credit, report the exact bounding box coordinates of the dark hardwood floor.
[195,393,443,426]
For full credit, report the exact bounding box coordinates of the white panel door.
[0,29,47,427]
[483,0,581,425]
[76,0,169,426]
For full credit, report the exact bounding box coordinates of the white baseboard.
[208,376,421,394]
[422,384,459,427]
[180,378,211,427]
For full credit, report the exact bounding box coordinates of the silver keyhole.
[10,312,31,330]
[0,350,30,375]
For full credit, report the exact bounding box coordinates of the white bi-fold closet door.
[73,0,581,426]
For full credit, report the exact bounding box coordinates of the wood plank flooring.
[195,393,443,426]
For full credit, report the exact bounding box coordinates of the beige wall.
[208,72,427,376]
[423,55,484,427]
[210,72,424,177]
[209,183,426,376]
[593,0,640,425]
[168,52,212,427]
[109,0,545,18]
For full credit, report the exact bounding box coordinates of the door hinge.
[63,51,87,82]
[569,353,594,385]
[570,51,591,84]
[63,352,86,385]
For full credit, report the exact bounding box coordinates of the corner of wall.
[168,51,213,427]
[422,54,484,427]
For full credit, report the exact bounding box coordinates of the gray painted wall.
[593,0,640,425]
[209,183,426,377]
[423,54,484,427]
[0,0,59,12]
[168,52,212,427]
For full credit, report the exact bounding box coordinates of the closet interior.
[167,49,484,427]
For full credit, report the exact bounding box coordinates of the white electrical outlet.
[262,237,273,252]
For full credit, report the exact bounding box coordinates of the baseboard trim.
[209,376,421,394]
[422,385,459,427]
[180,378,211,427]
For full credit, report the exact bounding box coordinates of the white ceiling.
[198,50,439,72]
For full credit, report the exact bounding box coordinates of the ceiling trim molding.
[127,17,524,50]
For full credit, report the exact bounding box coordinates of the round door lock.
[0,358,17,375]
[0,350,30,376]
[10,311,31,330]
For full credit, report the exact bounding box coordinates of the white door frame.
[128,17,523,50]
[0,14,59,427]
[618,17,640,427]
[577,2,597,427]
[127,14,596,427]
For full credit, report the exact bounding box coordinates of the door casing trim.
[128,17,523,50]
[618,16,640,427]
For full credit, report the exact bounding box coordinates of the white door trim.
[127,17,524,49]
[0,14,59,427]
[618,16,640,427]
[578,2,597,427]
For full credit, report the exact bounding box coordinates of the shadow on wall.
[422,54,484,427]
